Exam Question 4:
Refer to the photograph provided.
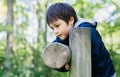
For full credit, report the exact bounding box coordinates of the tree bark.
[4,0,14,70]
[42,43,71,68]
[69,28,91,77]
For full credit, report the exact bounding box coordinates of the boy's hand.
[65,63,70,70]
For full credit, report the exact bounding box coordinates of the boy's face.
[49,17,74,40]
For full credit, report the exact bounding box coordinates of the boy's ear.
[69,16,74,26]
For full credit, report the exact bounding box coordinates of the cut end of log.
[42,42,71,68]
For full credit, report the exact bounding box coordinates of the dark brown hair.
[46,3,78,25]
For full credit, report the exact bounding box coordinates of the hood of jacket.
[74,18,97,28]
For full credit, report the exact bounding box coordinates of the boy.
[46,3,116,77]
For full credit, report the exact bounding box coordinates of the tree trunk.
[4,0,14,70]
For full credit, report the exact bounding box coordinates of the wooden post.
[42,43,71,68]
[42,28,91,77]
[69,28,91,77]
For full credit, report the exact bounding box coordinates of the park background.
[0,0,120,77]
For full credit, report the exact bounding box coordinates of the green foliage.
[0,23,12,32]
[0,39,6,67]
[0,0,120,77]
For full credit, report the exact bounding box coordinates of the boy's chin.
[59,36,67,40]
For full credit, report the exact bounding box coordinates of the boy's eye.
[50,24,60,30]
[49,26,53,30]
[51,27,54,30]
[55,25,59,28]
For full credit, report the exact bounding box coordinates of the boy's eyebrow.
[51,22,60,26]
[53,23,60,25]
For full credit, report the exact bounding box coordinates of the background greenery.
[0,0,120,77]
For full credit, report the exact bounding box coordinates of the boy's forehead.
[50,19,62,25]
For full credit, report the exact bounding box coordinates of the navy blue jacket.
[53,22,115,77]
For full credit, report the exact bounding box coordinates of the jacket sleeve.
[53,66,69,72]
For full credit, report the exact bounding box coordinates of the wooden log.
[69,28,91,77]
[42,42,71,68]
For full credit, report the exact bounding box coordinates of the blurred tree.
[3,0,14,72]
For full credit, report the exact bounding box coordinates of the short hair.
[46,3,78,25]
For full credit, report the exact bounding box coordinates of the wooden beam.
[69,28,91,77]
